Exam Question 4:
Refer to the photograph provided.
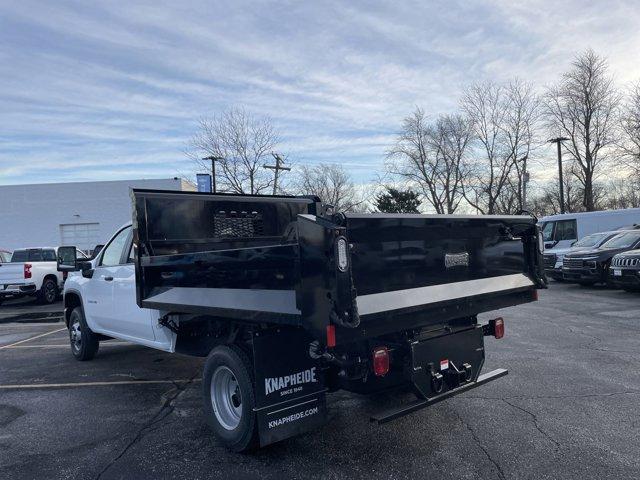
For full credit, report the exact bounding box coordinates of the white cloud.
[1,0,639,186]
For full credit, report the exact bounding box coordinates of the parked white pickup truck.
[0,247,87,305]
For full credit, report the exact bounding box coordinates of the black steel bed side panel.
[130,189,318,323]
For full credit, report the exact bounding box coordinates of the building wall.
[0,178,192,251]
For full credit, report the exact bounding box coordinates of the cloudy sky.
[1,0,639,186]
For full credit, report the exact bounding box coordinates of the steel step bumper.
[370,368,508,424]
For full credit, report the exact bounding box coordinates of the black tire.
[202,345,258,452]
[578,281,595,287]
[68,306,99,361]
[38,278,58,304]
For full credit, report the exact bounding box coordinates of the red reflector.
[326,325,336,348]
[532,289,539,301]
[24,263,32,279]
[494,318,505,339]
[372,347,390,377]
[63,271,68,281]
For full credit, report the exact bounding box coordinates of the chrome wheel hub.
[70,320,82,352]
[211,366,242,430]
[45,282,56,302]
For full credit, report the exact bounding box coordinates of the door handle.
[104,276,114,282]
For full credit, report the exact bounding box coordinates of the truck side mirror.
[57,246,79,272]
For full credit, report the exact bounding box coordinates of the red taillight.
[372,346,390,377]
[24,263,32,279]
[493,318,504,339]
[532,289,539,301]
[63,271,68,281]
[326,325,336,348]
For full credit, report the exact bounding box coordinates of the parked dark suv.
[609,249,640,291]
[562,230,640,286]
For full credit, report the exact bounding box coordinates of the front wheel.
[68,307,99,361]
[202,345,258,452]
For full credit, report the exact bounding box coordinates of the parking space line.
[0,327,66,350]
[0,379,201,390]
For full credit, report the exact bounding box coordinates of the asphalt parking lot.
[0,296,63,324]
[1,282,639,480]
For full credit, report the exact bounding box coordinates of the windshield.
[541,222,554,241]
[601,232,640,249]
[573,233,608,248]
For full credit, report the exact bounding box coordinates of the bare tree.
[618,81,640,175]
[294,163,364,212]
[461,80,541,214]
[544,49,620,211]
[530,173,584,217]
[187,107,283,194]
[461,82,513,214]
[502,79,542,210]
[386,108,472,214]
[602,177,640,209]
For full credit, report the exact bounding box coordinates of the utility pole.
[548,137,569,213]
[263,153,291,195]
[202,156,223,193]
[521,155,529,210]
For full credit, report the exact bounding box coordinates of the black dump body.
[131,189,546,345]
[132,189,546,445]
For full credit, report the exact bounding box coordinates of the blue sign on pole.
[196,174,212,193]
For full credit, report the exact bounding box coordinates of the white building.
[0,178,193,251]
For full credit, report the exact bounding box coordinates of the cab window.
[42,249,56,261]
[554,220,577,241]
[541,222,555,241]
[126,243,135,264]
[100,227,131,267]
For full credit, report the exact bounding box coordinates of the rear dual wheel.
[38,278,58,304]
[202,345,258,452]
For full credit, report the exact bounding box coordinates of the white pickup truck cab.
[61,224,174,358]
[0,247,87,304]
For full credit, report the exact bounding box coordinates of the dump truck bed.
[131,189,545,343]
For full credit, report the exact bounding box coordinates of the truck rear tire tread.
[202,344,259,452]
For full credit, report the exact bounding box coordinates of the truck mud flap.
[370,368,508,424]
[251,328,327,447]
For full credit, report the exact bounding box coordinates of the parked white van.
[539,208,640,251]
